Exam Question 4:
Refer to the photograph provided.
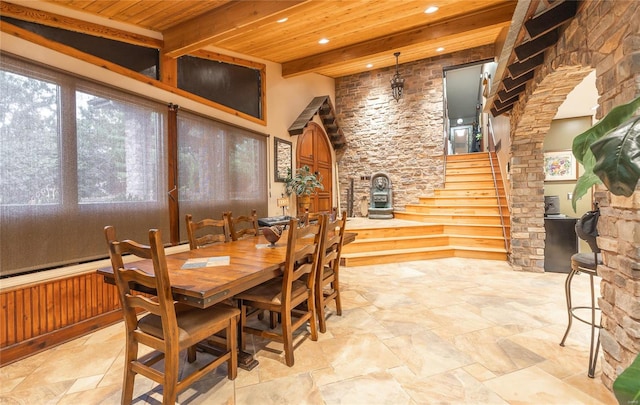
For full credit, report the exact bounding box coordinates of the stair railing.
[487,120,509,252]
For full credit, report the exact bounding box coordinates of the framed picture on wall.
[544,150,578,181]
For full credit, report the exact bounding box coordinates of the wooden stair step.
[442,224,509,237]
[418,196,507,206]
[434,188,503,197]
[394,212,505,225]
[445,152,490,162]
[405,204,507,215]
[342,235,450,253]
[446,235,506,249]
[444,181,496,189]
[341,245,507,266]
[344,224,444,239]
[446,167,494,175]
[446,173,495,181]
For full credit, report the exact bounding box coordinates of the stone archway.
[508,66,593,273]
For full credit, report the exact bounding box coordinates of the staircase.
[342,152,510,266]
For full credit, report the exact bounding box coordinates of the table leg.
[237,299,259,371]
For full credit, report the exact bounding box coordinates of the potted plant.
[284,165,324,212]
[571,96,640,211]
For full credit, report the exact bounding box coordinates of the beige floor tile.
[313,333,403,386]
[319,370,411,405]
[236,372,323,404]
[385,332,474,378]
[483,366,609,405]
[390,366,508,404]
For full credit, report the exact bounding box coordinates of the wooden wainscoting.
[0,271,122,366]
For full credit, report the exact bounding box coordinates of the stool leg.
[587,272,601,378]
[559,268,577,346]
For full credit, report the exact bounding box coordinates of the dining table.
[97,230,356,370]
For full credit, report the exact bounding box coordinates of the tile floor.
[0,258,616,404]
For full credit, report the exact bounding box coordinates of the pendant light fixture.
[390,52,405,102]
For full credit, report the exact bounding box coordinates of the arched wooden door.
[296,122,332,213]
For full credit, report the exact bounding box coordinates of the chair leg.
[187,346,197,363]
[281,310,294,367]
[121,340,137,405]
[559,268,577,346]
[333,277,342,316]
[270,311,278,329]
[308,293,318,342]
[587,272,601,378]
[316,285,327,334]
[162,352,179,405]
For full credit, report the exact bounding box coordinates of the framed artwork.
[274,137,292,182]
[544,150,578,181]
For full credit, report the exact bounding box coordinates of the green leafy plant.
[571,96,640,211]
[613,353,640,405]
[284,165,324,196]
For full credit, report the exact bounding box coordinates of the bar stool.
[559,209,602,378]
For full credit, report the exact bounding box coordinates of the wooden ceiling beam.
[281,2,515,77]
[163,1,309,58]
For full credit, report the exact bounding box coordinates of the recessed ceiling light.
[277,17,288,23]
[366,63,373,68]
[425,6,439,14]
[318,38,329,44]
[436,47,445,52]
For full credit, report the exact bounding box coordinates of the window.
[1,55,168,276]
[1,16,159,80]
[177,111,267,243]
[177,55,263,119]
[0,54,268,277]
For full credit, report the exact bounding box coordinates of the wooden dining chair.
[185,213,230,249]
[315,210,347,333]
[104,226,239,405]
[235,215,325,367]
[226,209,259,241]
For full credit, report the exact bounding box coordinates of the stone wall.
[508,0,639,389]
[334,45,495,215]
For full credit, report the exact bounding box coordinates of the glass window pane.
[177,111,267,243]
[76,91,162,204]
[0,70,61,205]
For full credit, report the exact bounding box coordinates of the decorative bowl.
[261,226,283,247]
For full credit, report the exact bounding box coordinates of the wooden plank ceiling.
[33,0,516,79]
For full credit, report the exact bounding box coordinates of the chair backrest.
[226,209,259,241]
[576,208,600,253]
[185,213,230,249]
[299,207,337,226]
[104,226,178,345]
[317,210,347,278]
[282,215,325,299]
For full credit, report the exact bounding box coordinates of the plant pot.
[297,194,311,213]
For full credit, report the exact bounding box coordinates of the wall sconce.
[390,52,404,102]
[277,196,289,216]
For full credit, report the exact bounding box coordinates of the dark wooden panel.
[507,53,545,78]
[525,0,577,39]
[514,29,558,61]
